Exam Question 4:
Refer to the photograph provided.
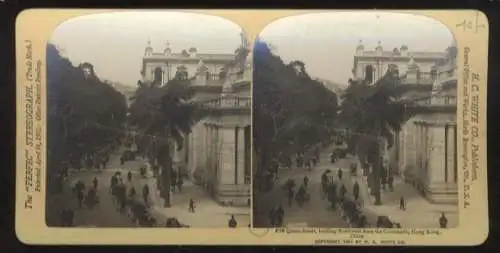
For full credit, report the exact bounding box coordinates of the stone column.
[445,124,457,183]
[237,126,246,185]
[428,124,446,185]
[219,126,236,185]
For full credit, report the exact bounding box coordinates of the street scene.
[46,11,251,228]
[252,12,459,228]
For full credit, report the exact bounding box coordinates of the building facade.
[352,41,458,204]
[141,39,236,86]
[141,35,251,207]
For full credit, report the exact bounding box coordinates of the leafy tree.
[47,44,127,191]
[337,67,417,205]
[253,39,339,183]
[128,77,203,207]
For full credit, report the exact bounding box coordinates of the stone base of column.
[422,182,458,204]
[214,184,251,207]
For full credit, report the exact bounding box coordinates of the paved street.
[46,149,146,227]
[254,146,459,228]
[46,148,250,228]
[254,149,353,228]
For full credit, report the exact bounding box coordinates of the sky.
[49,11,243,86]
[259,11,455,85]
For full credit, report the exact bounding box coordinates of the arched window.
[365,65,374,84]
[153,67,162,84]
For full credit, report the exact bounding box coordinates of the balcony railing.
[399,71,436,85]
[414,94,457,106]
[201,95,251,110]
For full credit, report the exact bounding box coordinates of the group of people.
[283,177,311,208]
[321,167,373,228]
[73,177,100,210]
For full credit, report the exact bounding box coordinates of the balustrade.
[201,95,251,110]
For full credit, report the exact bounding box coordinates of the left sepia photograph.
[45,11,252,228]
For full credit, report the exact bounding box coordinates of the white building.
[352,41,458,204]
[141,34,251,206]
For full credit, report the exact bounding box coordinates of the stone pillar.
[237,126,246,184]
[445,124,457,183]
[219,126,236,185]
[428,124,446,185]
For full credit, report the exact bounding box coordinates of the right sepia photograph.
[252,12,458,229]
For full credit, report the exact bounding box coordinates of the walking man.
[353,181,360,201]
[189,198,196,213]
[439,212,448,228]
[399,196,406,211]
[228,215,238,228]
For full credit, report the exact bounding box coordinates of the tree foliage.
[47,44,127,177]
[253,39,339,175]
[337,67,419,204]
[128,77,203,207]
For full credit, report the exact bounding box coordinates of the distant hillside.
[108,81,136,98]
[316,78,347,95]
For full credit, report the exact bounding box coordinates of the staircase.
[216,184,251,207]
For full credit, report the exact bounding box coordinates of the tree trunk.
[158,143,172,208]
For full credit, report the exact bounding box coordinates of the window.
[153,67,162,84]
[365,65,373,84]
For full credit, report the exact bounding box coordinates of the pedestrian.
[128,171,132,182]
[93,177,98,189]
[228,215,238,228]
[321,172,329,198]
[340,184,347,201]
[189,198,196,213]
[276,204,285,227]
[353,181,360,201]
[399,196,406,211]
[110,175,118,197]
[351,163,357,176]
[303,175,309,188]
[337,168,343,180]
[439,212,448,228]
[268,206,276,227]
[143,184,150,207]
